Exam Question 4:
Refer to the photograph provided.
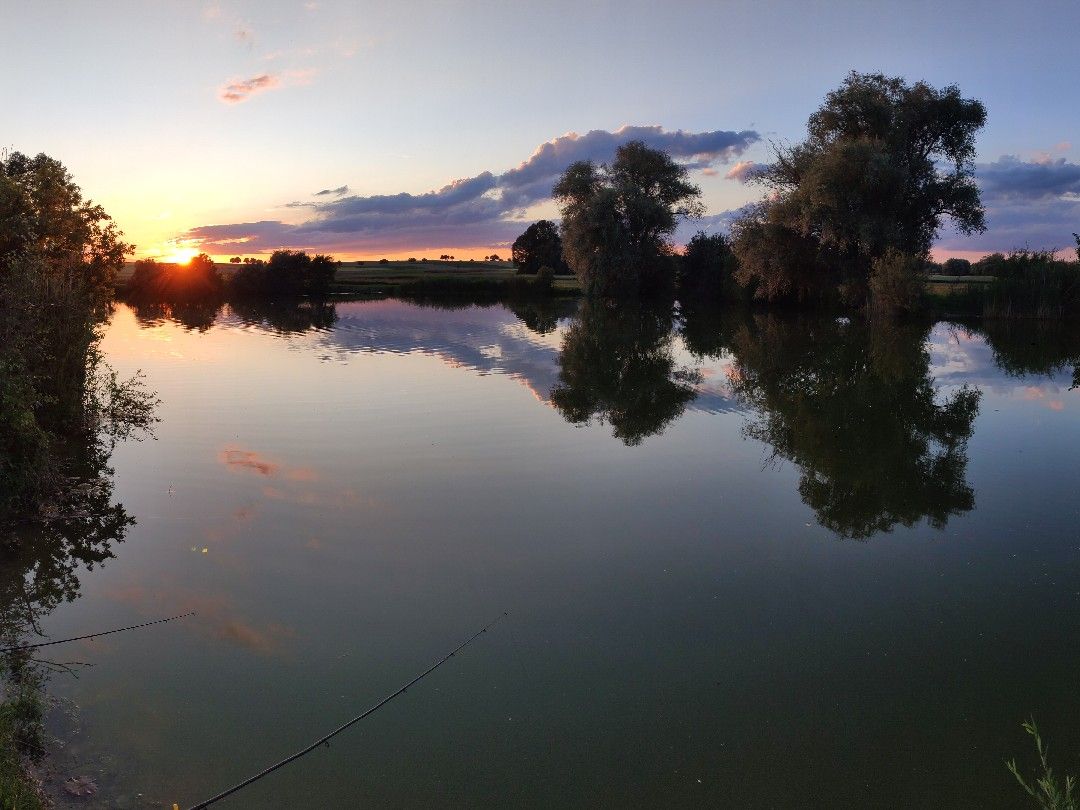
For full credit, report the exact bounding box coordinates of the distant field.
[118,260,583,295]
[926,274,995,284]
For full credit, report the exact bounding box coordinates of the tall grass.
[1008,719,1079,810]
[982,250,1080,319]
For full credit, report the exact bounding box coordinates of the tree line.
[510,72,1079,318]
[128,249,339,302]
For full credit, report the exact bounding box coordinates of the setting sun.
[165,246,199,265]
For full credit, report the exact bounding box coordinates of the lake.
[28,298,1080,807]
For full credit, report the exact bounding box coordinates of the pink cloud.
[724,160,759,182]
[218,73,279,104]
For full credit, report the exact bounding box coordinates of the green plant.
[1007,719,1078,809]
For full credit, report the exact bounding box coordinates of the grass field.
[120,260,583,296]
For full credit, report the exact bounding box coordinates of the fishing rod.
[0,612,196,653]
[184,611,508,810]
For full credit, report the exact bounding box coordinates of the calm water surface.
[33,299,1080,807]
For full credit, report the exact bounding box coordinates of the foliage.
[1008,719,1079,810]
[0,151,155,520]
[227,250,338,298]
[554,141,703,297]
[942,257,972,276]
[974,252,1007,276]
[550,299,701,445]
[982,250,1080,319]
[511,220,567,275]
[679,231,739,301]
[128,254,224,303]
[0,151,154,806]
[733,72,986,304]
[869,249,925,316]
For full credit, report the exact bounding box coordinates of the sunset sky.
[4,0,1079,261]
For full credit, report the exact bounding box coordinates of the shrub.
[869,249,925,316]
[535,264,555,292]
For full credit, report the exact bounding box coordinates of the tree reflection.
[551,299,702,446]
[229,298,338,333]
[129,299,225,332]
[507,297,579,336]
[974,319,1080,389]
[728,314,981,538]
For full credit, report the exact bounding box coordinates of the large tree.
[733,72,986,304]
[511,219,566,275]
[554,141,703,297]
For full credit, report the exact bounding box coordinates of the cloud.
[937,155,1080,254]
[724,160,760,182]
[180,125,759,254]
[314,185,349,197]
[976,155,1080,202]
[218,73,279,104]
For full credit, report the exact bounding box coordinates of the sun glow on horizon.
[163,245,199,265]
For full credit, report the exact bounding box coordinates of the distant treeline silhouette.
[127,249,338,303]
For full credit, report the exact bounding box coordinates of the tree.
[512,220,565,275]
[733,72,987,304]
[489,253,501,262]
[1074,232,1079,262]
[1,151,155,519]
[230,256,242,263]
[680,231,738,300]
[942,257,971,276]
[554,141,703,297]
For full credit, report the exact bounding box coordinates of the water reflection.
[551,299,702,446]
[727,314,981,538]
[115,296,1080,544]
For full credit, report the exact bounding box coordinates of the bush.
[869,249,925,316]
[535,264,555,292]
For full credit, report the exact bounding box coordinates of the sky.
[3,0,1079,261]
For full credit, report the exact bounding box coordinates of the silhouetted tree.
[1,151,155,518]
[555,141,703,297]
[227,249,337,298]
[127,253,224,302]
[230,256,242,263]
[512,220,566,275]
[551,299,701,445]
[942,257,972,276]
[680,231,738,300]
[733,72,986,305]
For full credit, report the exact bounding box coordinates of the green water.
[23,299,1080,807]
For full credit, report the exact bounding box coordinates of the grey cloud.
[182,126,759,254]
[314,185,349,197]
[976,155,1080,201]
[938,155,1080,253]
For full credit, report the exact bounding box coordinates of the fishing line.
[0,612,196,653]
[185,611,507,810]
